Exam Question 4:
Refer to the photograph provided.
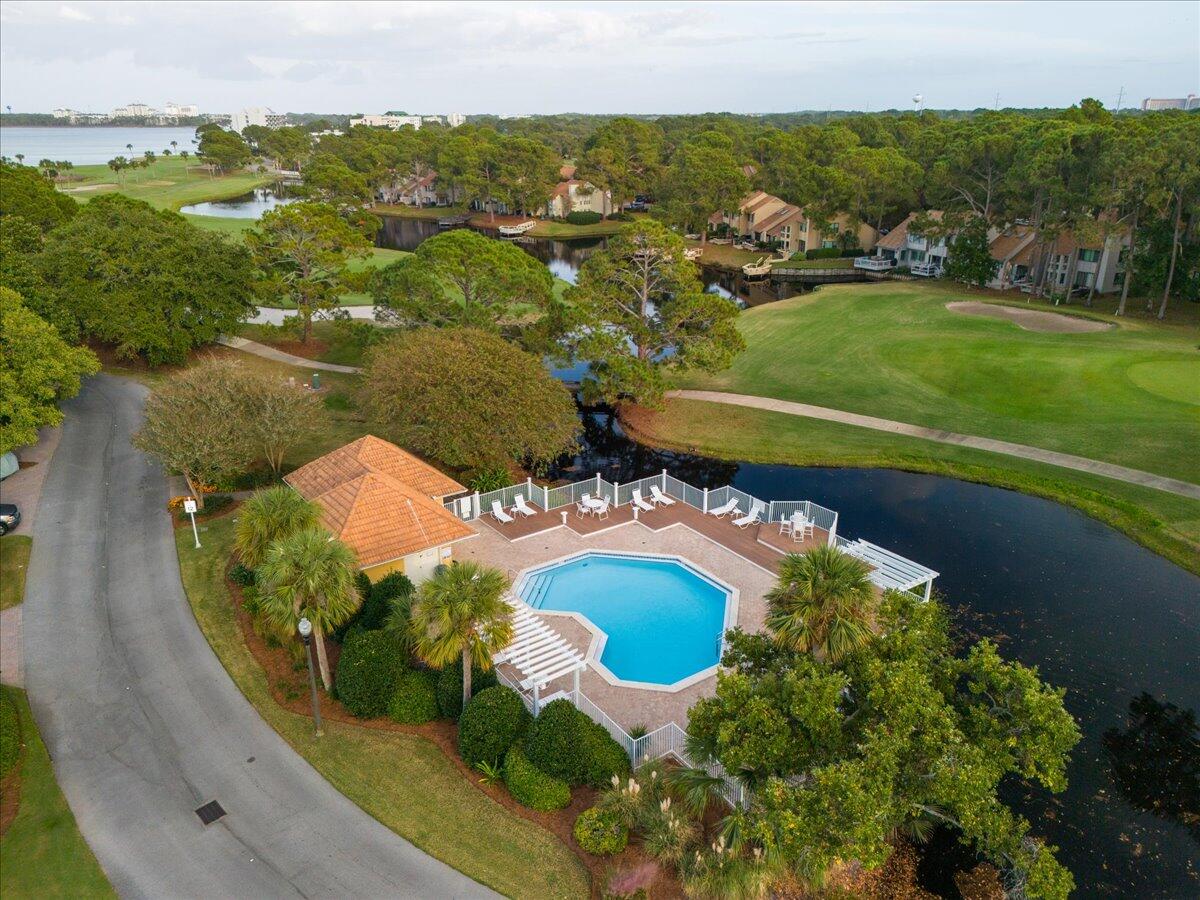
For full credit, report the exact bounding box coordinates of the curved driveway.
[23,375,495,899]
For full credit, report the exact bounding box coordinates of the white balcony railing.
[910,262,943,277]
[854,255,896,272]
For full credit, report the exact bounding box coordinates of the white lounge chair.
[649,485,676,506]
[707,497,740,518]
[733,500,765,529]
[491,500,514,524]
[513,494,537,517]
[631,489,654,513]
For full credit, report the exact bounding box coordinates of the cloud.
[57,5,92,21]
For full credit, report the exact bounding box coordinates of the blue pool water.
[520,553,731,686]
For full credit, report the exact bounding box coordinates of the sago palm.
[764,545,877,663]
[408,561,514,710]
[257,528,361,690]
[234,485,322,569]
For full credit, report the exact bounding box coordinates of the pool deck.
[458,501,825,731]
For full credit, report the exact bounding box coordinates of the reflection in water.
[180,182,299,219]
[1104,693,1200,842]
[548,400,1200,897]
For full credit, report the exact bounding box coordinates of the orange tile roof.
[312,472,475,568]
[286,435,464,501]
[285,436,473,567]
[559,164,577,180]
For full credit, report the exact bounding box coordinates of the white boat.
[498,220,537,236]
[742,256,772,278]
[684,247,703,260]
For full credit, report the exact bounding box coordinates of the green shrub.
[574,805,629,855]
[388,670,439,724]
[228,562,256,586]
[839,247,864,258]
[466,467,512,493]
[334,630,409,718]
[436,660,498,719]
[525,698,588,783]
[0,691,19,778]
[581,722,632,788]
[360,571,413,631]
[802,247,842,260]
[458,685,532,765]
[565,210,602,226]
[504,745,571,811]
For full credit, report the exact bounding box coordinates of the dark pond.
[554,406,1200,898]
[180,181,300,218]
[375,214,802,306]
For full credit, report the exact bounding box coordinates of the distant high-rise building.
[51,108,77,119]
[1141,94,1199,111]
[349,113,422,130]
[447,112,466,127]
[229,107,286,132]
[112,102,156,118]
[163,102,199,117]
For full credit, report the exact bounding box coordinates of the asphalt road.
[23,375,496,899]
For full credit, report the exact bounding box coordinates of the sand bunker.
[946,301,1113,334]
[61,183,116,192]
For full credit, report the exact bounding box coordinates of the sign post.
[183,498,201,549]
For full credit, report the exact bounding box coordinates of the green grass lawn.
[673,282,1200,485]
[0,686,116,899]
[625,398,1200,576]
[174,516,589,899]
[61,155,273,213]
[771,256,856,269]
[0,535,32,611]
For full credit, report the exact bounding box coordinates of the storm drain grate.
[195,800,227,826]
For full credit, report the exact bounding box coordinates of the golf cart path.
[218,335,361,373]
[669,389,1200,500]
[23,375,494,899]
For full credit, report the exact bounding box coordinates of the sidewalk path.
[669,389,1200,500]
[218,336,361,373]
[248,306,377,327]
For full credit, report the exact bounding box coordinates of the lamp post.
[297,617,323,737]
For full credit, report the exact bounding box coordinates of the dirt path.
[946,301,1114,333]
[668,390,1200,500]
[216,335,361,373]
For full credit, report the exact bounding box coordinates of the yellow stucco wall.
[361,545,454,584]
[362,558,406,581]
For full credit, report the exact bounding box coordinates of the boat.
[684,247,703,260]
[498,220,537,236]
[742,256,773,278]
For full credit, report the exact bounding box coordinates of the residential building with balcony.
[230,107,286,133]
[350,113,422,130]
[872,211,950,273]
[713,191,876,255]
[111,102,156,118]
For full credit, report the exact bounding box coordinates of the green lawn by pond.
[174,516,589,899]
[0,686,116,899]
[61,155,273,213]
[672,282,1200,485]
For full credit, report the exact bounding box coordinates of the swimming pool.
[517,552,734,689]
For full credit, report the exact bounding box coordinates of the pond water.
[180,182,300,219]
[553,407,1200,898]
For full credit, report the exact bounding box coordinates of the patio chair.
[733,500,764,529]
[707,497,740,518]
[631,489,655,513]
[592,498,611,519]
[513,494,537,517]
[575,499,591,518]
[491,500,514,524]
[649,485,676,506]
[793,515,815,542]
[778,514,795,536]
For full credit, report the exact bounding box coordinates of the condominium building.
[229,107,286,133]
[1140,94,1199,111]
[350,113,422,130]
[111,102,156,118]
[163,102,199,117]
[447,112,466,127]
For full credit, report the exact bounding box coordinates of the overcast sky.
[1,1,1196,115]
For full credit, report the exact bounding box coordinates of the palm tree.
[408,561,514,710]
[14,153,24,166]
[764,545,877,663]
[234,485,322,569]
[257,528,361,690]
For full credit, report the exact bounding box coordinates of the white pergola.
[842,539,939,600]
[494,600,586,714]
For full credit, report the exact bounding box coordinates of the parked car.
[0,503,21,535]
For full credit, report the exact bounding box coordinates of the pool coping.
[513,549,740,694]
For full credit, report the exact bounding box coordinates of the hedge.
[332,571,373,642]
[573,805,629,855]
[504,745,571,811]
[388,669,439,724]
[580,721,632,788]
[524,698,587,783]
[565,210,602,226]
[801,247,842,260]
[436,660,498,719]
[334,630,409,718]
[359,571,414,631]
[458,685,532,766]
[0,691,19,778]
